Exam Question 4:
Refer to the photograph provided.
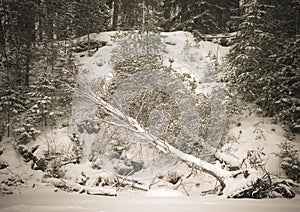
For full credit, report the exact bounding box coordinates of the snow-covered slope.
[73,31,229,159]
[72,30,298,194]
[0,31,299,210]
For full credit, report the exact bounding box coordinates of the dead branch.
[117,179,149,191]
[115,172,149,191]
[47,178,117,196]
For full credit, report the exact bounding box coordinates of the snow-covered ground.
[1,31,299,211]
[0,188,299,212]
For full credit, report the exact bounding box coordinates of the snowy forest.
[0,0,300,211]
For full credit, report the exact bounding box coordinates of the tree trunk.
[112,0,119,30]
[24,47,30,87]
[7,112,10,138]
[87,32,90,56]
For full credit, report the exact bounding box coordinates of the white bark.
[75,83,253,192]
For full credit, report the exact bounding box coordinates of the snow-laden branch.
[74,82,243,189]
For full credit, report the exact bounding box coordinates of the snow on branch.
[74,81,244,190]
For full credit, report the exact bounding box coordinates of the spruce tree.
[226,0,300,132]
[73,0,109,37]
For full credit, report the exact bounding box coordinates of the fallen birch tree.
[74,81,262,197]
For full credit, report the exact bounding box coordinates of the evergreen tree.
[118,0,143,30]
[28,73,56,127]
[143,0,164,33]
[73,0,109,37]
[0,85,26,137]
[226,0,300,132]
[161,0,239,34]
[0,0,35,138]
[0,0,80,141]
[277,140,300,182]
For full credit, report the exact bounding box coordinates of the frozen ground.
[0,188,299,212]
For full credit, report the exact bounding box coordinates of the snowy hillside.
[0,31,299,211]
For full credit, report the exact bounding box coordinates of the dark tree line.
[108,0,239,33]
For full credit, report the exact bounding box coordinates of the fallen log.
[47,178,117,196]
[115,175,149,191]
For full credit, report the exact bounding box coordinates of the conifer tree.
[226,0,300,132]
[73,0,109,37]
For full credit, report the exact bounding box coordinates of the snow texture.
[0,188,299,212]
